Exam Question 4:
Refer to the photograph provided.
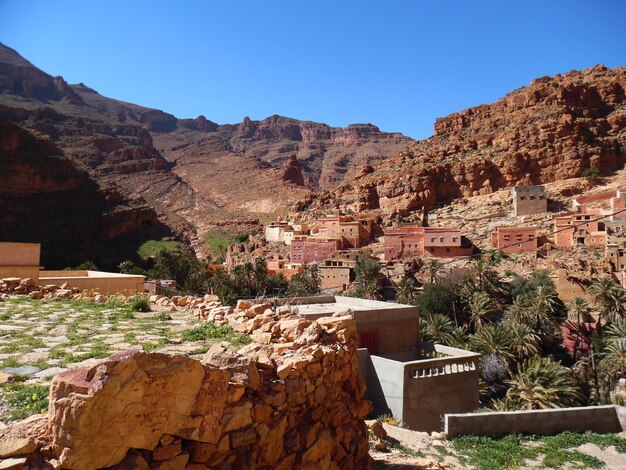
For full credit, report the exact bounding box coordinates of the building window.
[452,237,458,242]
[440,237,445,243]
[530,196,535,200]
[504,235,510,241]
[528,234,534,239]
[520,196,526,200]
[430,237,436,243]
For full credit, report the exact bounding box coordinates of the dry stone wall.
[0,296,372,470]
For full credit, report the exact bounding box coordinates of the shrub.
[582,165,599,183]
[128,296,150,312]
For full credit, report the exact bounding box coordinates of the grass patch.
[138,239,181,259]
[128,296,150,313]
[452,432,626,470]
[180,323,251,347]
[0,382,49,421]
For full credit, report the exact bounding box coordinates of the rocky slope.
[0,118,166,268]
[300,65,626,220]
[0,43,411,264]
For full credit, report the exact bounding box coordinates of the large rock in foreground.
[43,307,371,469]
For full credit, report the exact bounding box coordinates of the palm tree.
[506,357,584,409]
[421,313,455,344]
[448,326,470,350]
[504,297,531,324]
[470,324,514,362]
[599,338,626,391]
[395,276,418,304]
[567,296,593,359]
[528,284,558,327]
[425,259,444,284]
[468,291,496,331]
[588,277,626,330]
[508,322,540,361]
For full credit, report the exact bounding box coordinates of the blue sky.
[1,1,624,139]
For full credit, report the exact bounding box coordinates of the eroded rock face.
[281,154,306,186]
[0,118,162,268]
[302,65,626,216]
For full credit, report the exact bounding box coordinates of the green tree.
[470,324,514,362]
[567,296,593,359]
[588,277,626,329]
[352,254,382,299]
[395,276,418,304]
[420,313,455,344]
[506,357,584,409]
[286,265,320,297]
[416,282,460,319]
[508,322,540,361]
[468,291,496,331]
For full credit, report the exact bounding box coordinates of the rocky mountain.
[0,43,411,264]
[0,117,166,268]
[300,65,626,220]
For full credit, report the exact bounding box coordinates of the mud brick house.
[554,209,607,247]
[290,236,341,264]
[288,295,480,432]
[317,258,355,290]
[313,210,375,249]
[264,220,291,243]
[512,185,547,216]
[491,226,538,253]
[266,259,304,280]
[383,225,473,260]
[606,221,626,271]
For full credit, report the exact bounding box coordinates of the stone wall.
[445,405,623,438]
[0,300,372,469]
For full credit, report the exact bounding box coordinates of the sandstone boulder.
[49,351,230,469]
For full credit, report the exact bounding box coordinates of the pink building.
[290,237,341,264]
[491,227,538,253]
[384,226,473,260]
[314,211,375,249]
[553,209,606,247]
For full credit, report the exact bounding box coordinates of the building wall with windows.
[512,185,547,216]
[490,227,538,253]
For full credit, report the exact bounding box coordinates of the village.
[253,185,626,294]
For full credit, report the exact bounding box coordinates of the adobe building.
[491,226,538,253]
[553,210,607,247]
[313,210,375,249]
[573,188,626,215]
[0,242,145,295]
[383,225,473,260]
[512,185,547,216]
[286,295,480,432]
[317,258,355,290]
[264,220,291,243]
[290,237,341,264]
[266,259,304,280]
[606,221,626,272]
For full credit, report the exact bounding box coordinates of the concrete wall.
[402,348,480,432]
[445,405,623,438]
[39,270,145,295]
[0,242,40,280]
[369,355,406,423]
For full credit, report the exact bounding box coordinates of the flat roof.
[283,295,415,316]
